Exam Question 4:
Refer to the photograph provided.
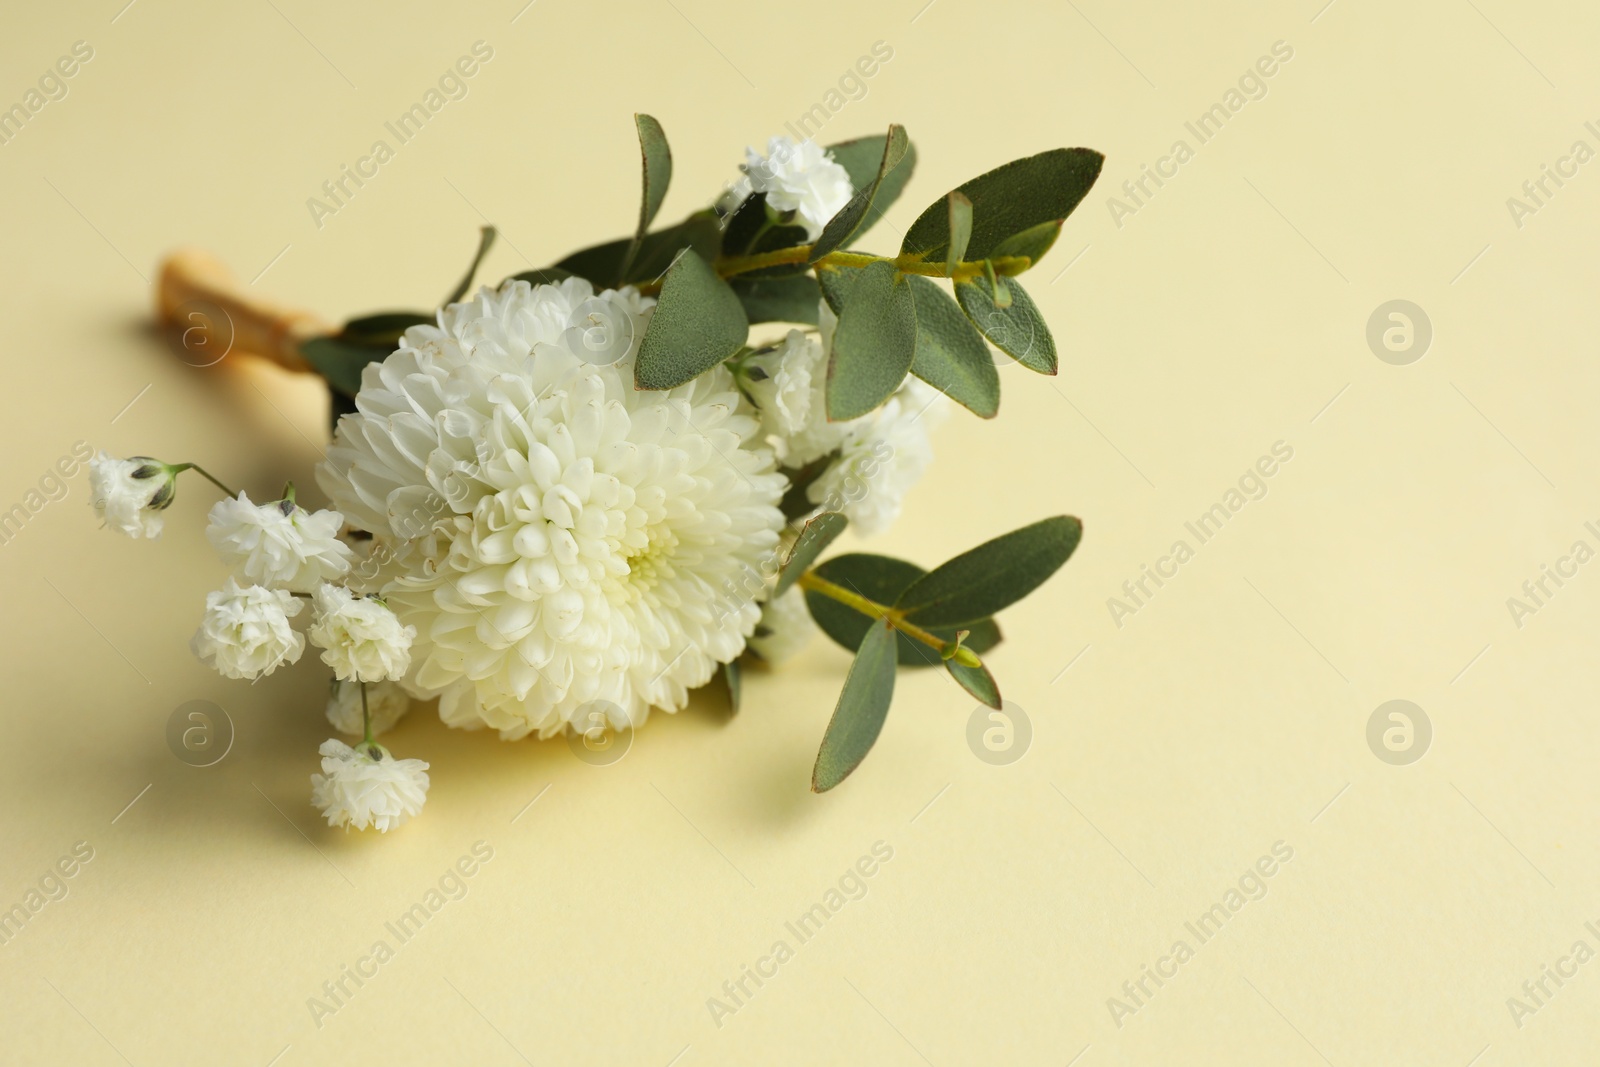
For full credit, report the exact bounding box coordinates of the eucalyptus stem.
[171,463,238,499]
[796,570,978,666]
[637,245,1033,295]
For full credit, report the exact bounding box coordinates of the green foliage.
[721,194,809,264]
[557,211,722,290]
[896,516,1082,628]
[338,312,434,347]
[722,658,741,715]
[635,249,748,390]
[300,337,382,398]
[945,191,972,275]
[826,260,916,420]
[811,618,897,793]
[906,276,999,418]
[731,274,821,325]
[507,267,576,287]
[955,274,1057,374]
[620,114,672,280]
[775,512,847,597]
[810,125,911,263]
[803,554,1000,666]
[946,656,1001,709]
[825,132,918,244]
[444,226,498,305]
[900,147,1104,267]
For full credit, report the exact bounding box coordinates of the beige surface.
[2,0,1597,1063]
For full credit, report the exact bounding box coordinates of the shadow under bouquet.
[95,117,1101,833]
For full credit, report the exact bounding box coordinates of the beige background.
[1,0,1597,1063]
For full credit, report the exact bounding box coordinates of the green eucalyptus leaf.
[300,336,386,397]
[775,512,848,597]
[339,311,434,347]
[900,147,1103,266]
[721,193,809,261]
[635,248,748,390]
[731,274,821,325]
[896,516,1083,628]
[620,114,672,279]
[946,191,973,275]
[825,133,918,243]
[826,260,916,421]
[946,656,1001,709]
[811,617,898,793]
[955,274,1057,374]
[906,276,999,419]
[558,211,722,289]
[445,226,498,306]
[811,125,911,263]
[815,264,858,314]
[804,554,1000,667]
[988,219,1063,264]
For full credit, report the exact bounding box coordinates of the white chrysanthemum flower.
[738,136,853,240]
[744,302,946,536]
[316,277,785,740]
[206,492,354,591]
[88,452,175,539]
[325,679,412,738]
[310,739,429,832]
[190,578,305,679]
[749,587,817,664]
[307,583,416,682]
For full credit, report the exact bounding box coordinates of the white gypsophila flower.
[307,583,416,683]
[742,329,818,441]
[740,136,853,241]
[742,302,946,536]
[205,492,354,591]
[809,375,948,536]
[190,577,305,680]
[315,277,785,740]
[88,452,175,539]
[310,739,429,832]
[748,586,817,664]
[325,679,412,738]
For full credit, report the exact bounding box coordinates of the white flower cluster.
[723,136,854,241]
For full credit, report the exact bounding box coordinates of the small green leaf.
[721,194,809,261]
[947,657,1001,709]
[620,114,672,280]
[907,276,999,419]
[444,226,498,306]
[825,133,918,243]
[815,264,858,314]
[812,617,898,793]
[558,211,722,289]
[945,192,972,276]
[731,274,821,325]
[826,261,916,421]
[635,249,748,390]
[338,311,433,348]
[300,336,387,397]
[811,125,911,263]
[775,512,848,597]
[803,554,1001,666]
[900,148,1104,266]
[955,274,1056,374]
[896,516,1083,628]
[722,658,741,715]
[988,219,1063,265]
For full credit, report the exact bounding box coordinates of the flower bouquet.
[98,117,1102,832]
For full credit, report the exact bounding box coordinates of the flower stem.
[360,681,374,748]
[796,571,959,656]
[635,246,1034,296]
[171,463,238,499]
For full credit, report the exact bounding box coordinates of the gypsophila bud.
[89,452,177,539]
[307,584,416,683]
[190,578,305,679]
